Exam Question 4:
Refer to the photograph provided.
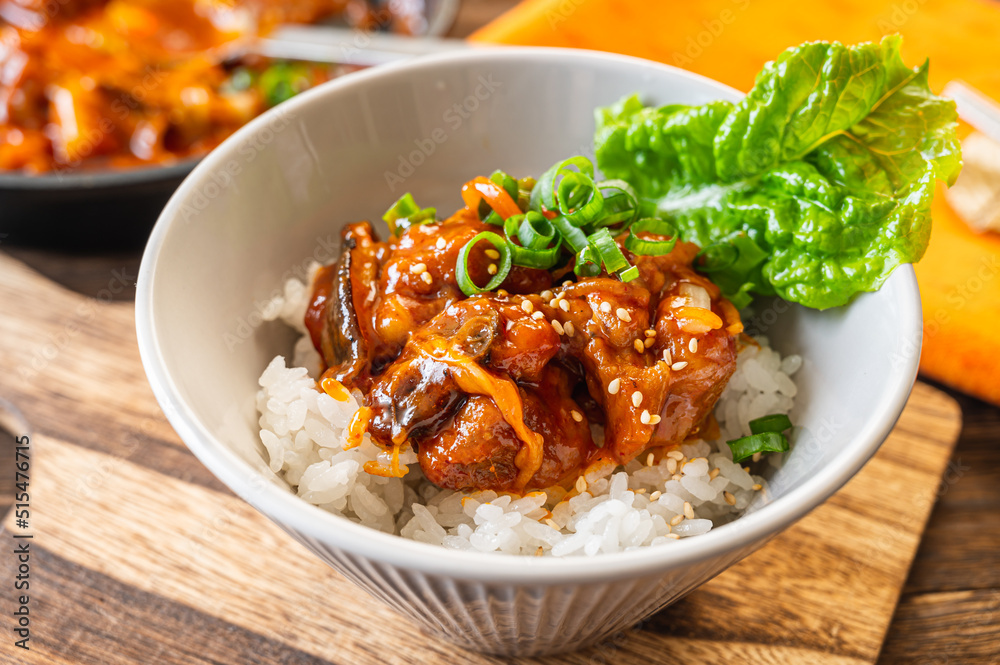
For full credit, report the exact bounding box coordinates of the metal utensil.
[255,24,468,67]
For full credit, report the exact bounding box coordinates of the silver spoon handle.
[254,25,469,67]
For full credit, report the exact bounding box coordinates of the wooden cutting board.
[0,251,961,664]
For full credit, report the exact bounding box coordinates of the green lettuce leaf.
[594,35,961,309]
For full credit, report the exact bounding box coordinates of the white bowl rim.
[137,45,922,585]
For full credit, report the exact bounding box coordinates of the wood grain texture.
[880,390,1000,665]
[0,250,961,664]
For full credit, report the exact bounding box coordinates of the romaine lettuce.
[594,35,961,309]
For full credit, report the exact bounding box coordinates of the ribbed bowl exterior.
[284,527,761,656]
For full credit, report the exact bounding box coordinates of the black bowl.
[0,160,199,250]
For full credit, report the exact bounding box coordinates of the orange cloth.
[473,0,1000,406]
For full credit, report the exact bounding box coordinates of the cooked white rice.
[257,269,800,556]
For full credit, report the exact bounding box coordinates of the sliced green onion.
[490,170,519,200]
[502,213,562,269]
[508,238,562,269]
[514,211,556,249]
[593,179,639,227]
[556,170,604,225]
[617,265,640,282]
[382,193,436,236]
[726,432,789,463]
[516,176,536,211]
[529,156,595,216]
[452,154,694,292]
[481,210,504,226]
[456,232,512,296]
[551,214,590,253]
[574,245,602,277]
[749,413,793,435]
[588,227,631,274]
[625,218,679,256]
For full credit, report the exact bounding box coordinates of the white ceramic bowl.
[136,48,922,657]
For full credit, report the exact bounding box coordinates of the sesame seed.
[564,321,575,336]
[559,299,570,312]
[549,298,559,308]
[497,289,509,297]
[670,514,684,526]
[644,337,655,348]
[521,299,534,314]
[616,307,631,322]
[667,450,685,461]
[487,263,498,275]
[531,311,545,320]
[562,280,573,287]
[666,458,678,474]
[635,488,646,494]
[571,410,584,422]
[646,452,655,466]
[671,474,682,481]
[649,490,662,501]
[752,483,763,491]
[600,302,612,313]
[485,249,500,259]
[723,491,736,506]
[689,338,698,353]
[641,410,651,425]
[608,378,621,395]
[420,272,433,285]
[743,466,751,473]
[535,546,544,556]
[671,361,688,371]
[752,452,762,463]
[667,533,680,540]
[540,290,554,300]
[683,501,694,519]
[645,329,657,338]
[631,391,643,408]
[709,468,720,480]
[649,414,661,425]
[436,237,447,249]
[410,262,427,274]
[662,348,672,365]
[634,339,645,353]
[545,518,560,530]
[575,476,587,493]
[551,319,565,335]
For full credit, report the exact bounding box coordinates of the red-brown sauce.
[309,204,743,494]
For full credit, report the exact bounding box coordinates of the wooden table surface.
[0,2,997,662]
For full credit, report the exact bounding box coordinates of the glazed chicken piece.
[307,211,552,392]
[362,296,592,491]
[311,210,741,493]
[550,243,741,466]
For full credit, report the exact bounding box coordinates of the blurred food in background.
[0,0,417,173]
[945,133,1000,235]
